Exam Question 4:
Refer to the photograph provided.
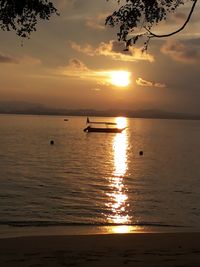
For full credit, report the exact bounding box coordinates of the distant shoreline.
[1,112,200,121]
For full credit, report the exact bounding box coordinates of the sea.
[0,114,200,237]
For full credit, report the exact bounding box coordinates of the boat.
[83,117,126,133]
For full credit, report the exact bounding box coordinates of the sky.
[0,0,200,114]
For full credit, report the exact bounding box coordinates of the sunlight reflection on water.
[109,225,143,234]
[106,118,132,230]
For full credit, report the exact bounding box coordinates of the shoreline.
[0,232,199,266]
[0,224,195,239]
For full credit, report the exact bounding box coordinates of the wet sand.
[0,233,200,266]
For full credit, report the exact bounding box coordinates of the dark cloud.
[0,53,18,64]
[107,40,127,53]
[68,58,88,71]
[185,38,200,46]
[161,40,200,64]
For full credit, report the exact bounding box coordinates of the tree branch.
[144,0,198,38]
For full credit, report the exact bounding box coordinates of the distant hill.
[0,101,65,115]
[0,101,46,113]
[0,101,200,120]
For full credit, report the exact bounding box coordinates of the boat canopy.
[86,117,117,125]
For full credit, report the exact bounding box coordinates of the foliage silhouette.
[0,0,58,38]
[0,0,198,49]
[106,0,198,50]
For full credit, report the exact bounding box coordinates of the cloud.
[161,40,199,64]
[59,58,130,87]
[186,37,200,46]
[20,56,41,65]
[56,0,76,9]
[68,58,88,71]
[166,11,187,25]
[0,53,18,64]
[91,88,101,92]
[0,52,41,65]
[136,77,166,88]
[172,7,200,24]
[69,40,154,62]
[59,58,96,79]
[69,41,95,56]
[85,14,106,30]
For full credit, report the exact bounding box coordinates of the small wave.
[0,195,10,199]
[0,220,188,228]
[174,190,192,195]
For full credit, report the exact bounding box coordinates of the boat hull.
[84,127,125,133]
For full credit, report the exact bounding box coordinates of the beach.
[0,232,200,266]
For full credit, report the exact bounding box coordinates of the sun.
[110,71,131,87]
[116,117,127,129]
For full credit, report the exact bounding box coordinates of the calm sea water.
[0,115,200,236]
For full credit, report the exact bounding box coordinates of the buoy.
[139,151,143,156]
[50,140,54,145]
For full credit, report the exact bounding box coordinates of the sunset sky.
[0,0,200,113]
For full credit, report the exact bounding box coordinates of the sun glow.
[116,117,127,129]
[110,71,131,87]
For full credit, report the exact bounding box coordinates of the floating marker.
[139,151,143,156]
[50,140,54,145]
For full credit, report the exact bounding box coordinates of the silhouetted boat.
[83,117,126,133]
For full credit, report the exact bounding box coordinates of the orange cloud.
[136,77,166,88]
[59,58,131,88]
[69,40,154,62]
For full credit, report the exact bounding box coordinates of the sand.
[0,233,200,266]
